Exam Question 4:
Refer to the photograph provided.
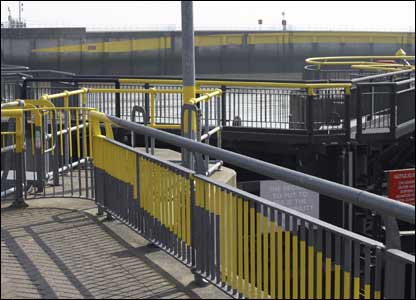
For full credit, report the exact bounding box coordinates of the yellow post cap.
[395,48,407,56]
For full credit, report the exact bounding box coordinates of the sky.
[1,1,415,31]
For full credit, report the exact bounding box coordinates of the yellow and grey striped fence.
[87,110,414,299]
[1,85,415,298]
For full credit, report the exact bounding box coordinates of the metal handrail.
[119,78,352,96]
[103,114,415,225]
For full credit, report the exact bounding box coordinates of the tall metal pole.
[181,1,197,169]
[181,1,195,105]
[181,2,206,286]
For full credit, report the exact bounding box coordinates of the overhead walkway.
[1,85,415,299]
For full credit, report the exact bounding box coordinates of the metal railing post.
[384,253,406,299]
[344,88,351,141]
[144,83,150,124]
[21,79,27,99]
[204,99,209,171]
[115,81,121,118]
[5,110,28,208]
[389,84,397,137]
[221,85,226,127]
[307,92,314,142]
[130,105,149,152]
[52,112,60,186]
[35,119,44,192]
[190,178,197,269]
[356,85,362,141]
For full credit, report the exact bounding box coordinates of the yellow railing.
[2,98,94,161]
[305,52,415,72]
[1,86,223,160]
[0,109,24,153]
[87,87,221,129]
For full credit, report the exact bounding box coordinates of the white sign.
[260,180,320,222]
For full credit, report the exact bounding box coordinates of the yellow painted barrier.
[306,53,415,72]
[0,109,24,153]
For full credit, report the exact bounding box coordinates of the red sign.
[387,169,415,205]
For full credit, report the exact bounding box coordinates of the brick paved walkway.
[1,199,227,299]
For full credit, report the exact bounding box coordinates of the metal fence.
[20,77,355,142]
[2,91,415,298]
[303,65,378,81]
[1,75,23,102]
[1,115,23,198]
[1,99,94,202]
[354,77,415,141]
[90,112,415,299]
[1,84,222,201]
[17,73,415,147]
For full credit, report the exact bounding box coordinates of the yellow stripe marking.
[300,240,306,299]
[270,220,276,300]
[32,32,415,53]
[256,211,262,299]
[233,195,238,290]
[285,230,291,299]
[308,246,315,299]
[364,284,371,299]
[325,257,332,299]
[277,225,283,299]
[344,272,351,299]
[316,251,323,299]
[221,189,226,282]
[250,207,256,299]
[237,197,243,294]
[263,214,269,298]
[354,277,360,299]
[334,264,341,299]
[227,192,232,287]
[243,200,249,298]
[232,195,238,289]
[186,179,191,245]
[292,234,299,299]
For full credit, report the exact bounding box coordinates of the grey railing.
[93,114,415,299]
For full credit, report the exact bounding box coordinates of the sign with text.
[260,180,319,222]
[387,168,415,205]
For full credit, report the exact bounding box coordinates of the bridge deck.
[1,198,229,299]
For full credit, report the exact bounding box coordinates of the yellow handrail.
[190,89,222,105]
[40,88,88,100]
[1,109,24,153]
[305,52,415,72]
[306,55,415,65]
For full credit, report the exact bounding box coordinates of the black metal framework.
[8,69,411,146]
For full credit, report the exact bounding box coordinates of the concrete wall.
[1,28,415,77]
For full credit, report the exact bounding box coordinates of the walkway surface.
[1,198,229,299]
